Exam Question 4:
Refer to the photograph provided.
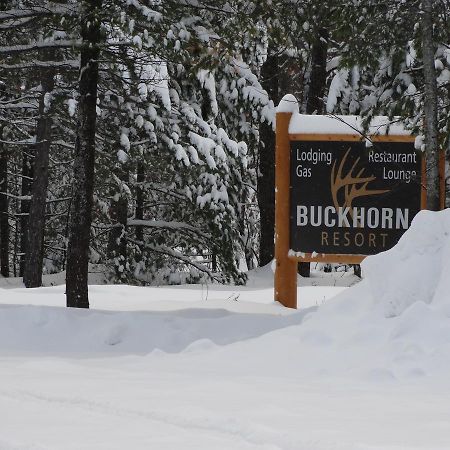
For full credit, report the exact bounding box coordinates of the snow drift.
[0,303,307,356]
[364,209,450,317]
[1,209,450,382]
[287,209,450,380]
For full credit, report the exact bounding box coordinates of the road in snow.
[1,353,449,450]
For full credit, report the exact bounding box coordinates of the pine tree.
[331,0,450,209]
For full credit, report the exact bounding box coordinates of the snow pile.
[288,209,450,380]
[364,209,450,317]
[276,94,298,113]
[0,304,304,355]
[1,210,449,381]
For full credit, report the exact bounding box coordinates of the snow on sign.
[274,95,444,309]
[290,139,421,256]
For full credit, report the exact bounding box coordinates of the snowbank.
[283,209,450,380]
[0,303,307,355]
[1,210,449,381]
[0,268,351,356]
[363,209,450,317]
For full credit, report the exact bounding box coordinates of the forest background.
[0,0,448,307]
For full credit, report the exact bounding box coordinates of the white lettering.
[297,205,308,226]
[382,167,417,183]
[311,206,322,227]
[338,207,351,227]
[396,208,409,229]
[381,208,393,229]
[324,206,336,227]
[295,206,410,230]
[367,207,379,228]
[352,207,365,228]
[296,148,332,165]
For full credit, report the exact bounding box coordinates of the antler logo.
[331,147,389,214]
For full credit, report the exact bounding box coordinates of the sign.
[273,96,444,309]
[289,140,422,256]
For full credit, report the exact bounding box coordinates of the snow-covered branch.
[127,237,224,283]
[127,219,210,239]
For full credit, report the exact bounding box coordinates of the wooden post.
[274,95,298,308]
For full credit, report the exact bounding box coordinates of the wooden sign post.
[274,102,298,309]
[274,94,445,309]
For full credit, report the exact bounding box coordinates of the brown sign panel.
[289,140,422,256]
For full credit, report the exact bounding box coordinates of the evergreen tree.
[330,1,450,208]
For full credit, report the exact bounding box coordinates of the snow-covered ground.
[1,210,450,449]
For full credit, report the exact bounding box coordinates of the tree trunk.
[257,51,278,266]
[108,195,128,278]
[0,126,9,277]
[135,162,144,242]
[108,175,128,280]
[66,0,102,308]
[19,148,33,276]
[298,28,329,278]
[0,2,10,277]
[422,0,440,210]
[306,28,329,115]
[23,69,55,287]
